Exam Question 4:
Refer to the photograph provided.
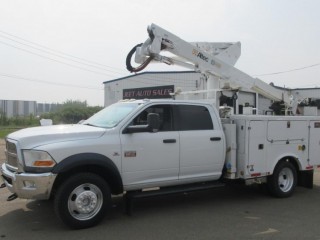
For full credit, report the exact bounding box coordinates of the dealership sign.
[123,85,174,99]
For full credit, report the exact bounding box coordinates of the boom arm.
[127,23,291,106]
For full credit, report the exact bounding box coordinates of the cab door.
[120,104,179,187]
[177,105,225,180]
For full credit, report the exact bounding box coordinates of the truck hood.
[7,124,106,149]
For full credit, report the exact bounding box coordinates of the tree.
[41,100,103,124]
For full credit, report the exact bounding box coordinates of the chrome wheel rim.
[68,183,103,221]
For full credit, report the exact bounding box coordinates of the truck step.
[124,181,225,215]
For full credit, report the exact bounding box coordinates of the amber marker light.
[33,160,55,167]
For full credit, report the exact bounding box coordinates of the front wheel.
[267,161,297,198]
[54,173,111,229]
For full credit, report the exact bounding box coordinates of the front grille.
[5,140,18,171]
[6,141,17,153]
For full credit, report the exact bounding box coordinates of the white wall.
[104,71,203,106]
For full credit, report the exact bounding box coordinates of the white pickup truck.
[1,99,320,229]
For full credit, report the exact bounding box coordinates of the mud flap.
[298,170,314,189]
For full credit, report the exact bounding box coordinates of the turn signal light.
[33,160,55,167]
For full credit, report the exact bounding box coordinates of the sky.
[0,0,319,106]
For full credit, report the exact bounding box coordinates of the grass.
[0,127,23,139]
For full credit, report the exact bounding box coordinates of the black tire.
[267,161,297,198]
[54,172,111,229]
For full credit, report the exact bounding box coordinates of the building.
[273,85,320,115]
[104,71,264,107]
[0,100,37,118]
[104,71,202,106]
[104,71,320,115]
[103,71,273,114]
[0,100,60,118]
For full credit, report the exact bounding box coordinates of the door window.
[177,105,213,131]
[132,105,173,132]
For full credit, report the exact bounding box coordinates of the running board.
[124,181,225,215]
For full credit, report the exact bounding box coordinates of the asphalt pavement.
[1,139,320,240]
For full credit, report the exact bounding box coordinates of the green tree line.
[0,100,103,126]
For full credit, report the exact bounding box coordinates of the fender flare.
[52,153,123,194]
[269,154,301,175]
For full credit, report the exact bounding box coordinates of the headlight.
[22,150,56,170]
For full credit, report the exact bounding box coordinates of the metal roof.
[103,71,197,84]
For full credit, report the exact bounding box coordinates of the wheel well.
[275,156,314,189]
[51,165,123,197]
[281,157,300,172]
[275,157,299,170]
[275,156,300,179]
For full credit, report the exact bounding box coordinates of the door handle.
[210,137,221,141]
[163,139,176,143]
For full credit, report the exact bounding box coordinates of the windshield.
[82,102,140,128]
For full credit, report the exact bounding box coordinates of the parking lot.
[1,139,320,240]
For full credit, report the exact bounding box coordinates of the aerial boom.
[127,23,291,107]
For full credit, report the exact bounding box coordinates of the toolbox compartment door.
[248,121,267,176]
[309,121,320,166]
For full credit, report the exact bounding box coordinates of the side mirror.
[124,113,160,133]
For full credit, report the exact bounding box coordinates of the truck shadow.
[110,183,320,219]
[0,184,320,234]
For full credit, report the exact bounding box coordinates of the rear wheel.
[54,172,111,229]
[267,161,297,198]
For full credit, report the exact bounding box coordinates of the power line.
[3,29,319,85]
[0,29,217,85]
[0,33,122,74]
[0,40,120,78]
[0,29,125,73]
[0,35,197,85]
[253,63,320,77]
[0,72,103,90]
[0,29,198,83]
[0,34,189,84]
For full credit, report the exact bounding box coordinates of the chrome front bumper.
[0,163,57,200]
